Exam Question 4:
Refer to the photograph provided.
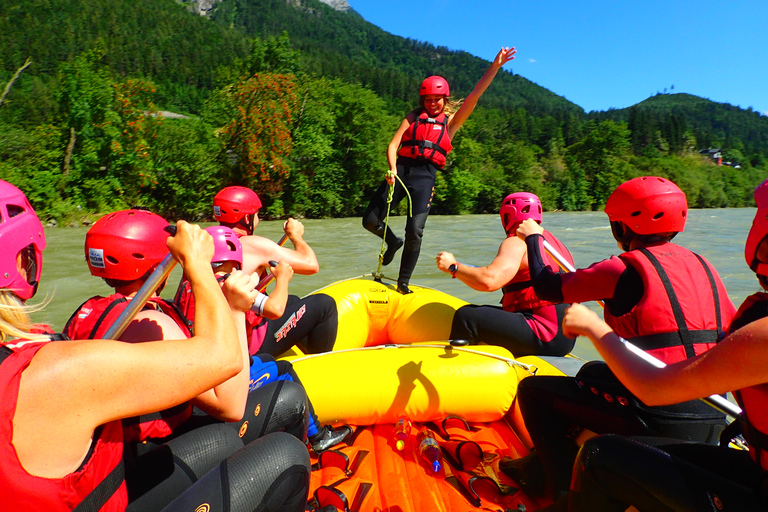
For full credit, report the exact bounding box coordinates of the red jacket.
[502,230,573,313]
[397,109,453,168]
[0,341,127,510]
[603,243,735,364]
[64,294,193,442]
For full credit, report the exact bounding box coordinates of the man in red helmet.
[502,177,736,503]
[435,192,576,358]
[213,186,338,357]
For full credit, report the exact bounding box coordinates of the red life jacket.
[0,342,127,511]
[603,243,735,365]
[501,230,574,312]
[397,109,453,168]
[64,294,194,442]
[175,276,267,355]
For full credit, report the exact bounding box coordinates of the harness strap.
[88,297,128,340]
[627,330,719,351]
[693,253,723,336]
[501,280,532,294]
[399,139,449,157]
[638,248,696,358]
[72,459,125,512]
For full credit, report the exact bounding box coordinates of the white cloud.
[528,58,537,63]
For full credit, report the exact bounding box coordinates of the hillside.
[0,0,765,222]
[207,0,582,117]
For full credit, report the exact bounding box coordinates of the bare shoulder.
[120,309,187,342]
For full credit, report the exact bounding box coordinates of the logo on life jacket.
[275,304,306,342]
[77,307,93,320]
[88,248,106,268]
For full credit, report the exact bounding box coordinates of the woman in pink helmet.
[545,176,768,512]
[362,46,516,294]
[504,176,735,504]
[436,192,576,357]
[0,182,310,511]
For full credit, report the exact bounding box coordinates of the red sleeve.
[560,256,626,303]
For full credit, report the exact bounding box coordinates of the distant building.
[699,148,722,166]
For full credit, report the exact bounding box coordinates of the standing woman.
[362,46,516,294]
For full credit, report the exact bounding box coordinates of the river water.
[34,209,759,360]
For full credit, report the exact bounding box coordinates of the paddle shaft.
[541,238,743,418]
[255,233,290,292]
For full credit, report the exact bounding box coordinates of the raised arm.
[241,219,319,275]
[562,303,768,406]
[15,222,244,476]
[447,46,516,136]
[436,236,526,292]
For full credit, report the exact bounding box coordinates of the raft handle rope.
[541,238,743,419]
[290,343,538,376]
[374,172,413,279]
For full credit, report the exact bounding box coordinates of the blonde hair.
[0,290,50,343]
[418,96,464,117]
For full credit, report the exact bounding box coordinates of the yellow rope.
[374,172,412,278]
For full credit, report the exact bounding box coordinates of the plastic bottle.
[393,417,411,451]
[417,427,442,473]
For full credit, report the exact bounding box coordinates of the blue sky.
[348,0,768,116]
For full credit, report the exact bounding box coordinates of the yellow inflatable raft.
[281,277,580,512]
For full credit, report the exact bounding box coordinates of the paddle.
[541,238,743,418]
[101,225,179,341]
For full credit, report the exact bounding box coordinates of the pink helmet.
[213,186,262,226]
[205,226,243,268]
[745,178,768,276]
[0,181,46,300]
[500,192,542,234]
[605,176,687,235]
[420,76,450,97]
[85,209,169,281]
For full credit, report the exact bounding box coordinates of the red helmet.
[0,181,46,300]
[213,186,262,226]
[745,178,768,276]
[85,209,169,281]
[420,76,450,97]
[605,176,687,236]
[205,226,243,268]
[500,192,542,235]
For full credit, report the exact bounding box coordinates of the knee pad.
[239,381,309,444]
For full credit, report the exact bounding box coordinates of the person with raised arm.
[213,186,338,356]
[0,181,310,511]
[436,192,575,357]
[363,46,516,294]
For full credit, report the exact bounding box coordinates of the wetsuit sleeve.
[525,234,565,302]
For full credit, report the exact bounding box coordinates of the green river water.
[33,208,759,360]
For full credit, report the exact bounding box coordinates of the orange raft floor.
[306,417,553,512]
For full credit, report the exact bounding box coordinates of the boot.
[382,237,404,266]
[397,281,412,295]
[500,451,547,497]
[309,425,353,453]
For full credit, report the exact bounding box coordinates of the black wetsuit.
[126,381,310,511]
[362,157,437,287]
[259,294,338,356]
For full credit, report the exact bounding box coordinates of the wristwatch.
[449,263,459,279]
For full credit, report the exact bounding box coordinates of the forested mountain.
[0,0,765,223]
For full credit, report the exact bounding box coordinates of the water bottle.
[393,416,411,451]
[417,427,442,473]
